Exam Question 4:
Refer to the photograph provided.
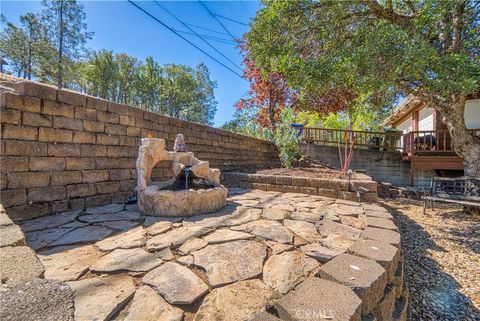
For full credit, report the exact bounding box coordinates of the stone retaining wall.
[0,80,279,221]
[222,172,378,202]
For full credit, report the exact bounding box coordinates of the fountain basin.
[142,185,228,216]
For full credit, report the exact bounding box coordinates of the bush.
[273,108,300,168]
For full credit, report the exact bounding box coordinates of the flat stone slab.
[204,228,254,244]
[300,243,343,262]
[147,225,212,251]
[348,240,400,276]
[0,224,25,247]
[95,226,145,251]
[49,225,113,246]
[232,220,294,244]
[263,250,316,294]
[145,221,172,236]
[316,219,362,239]
[366,217,398,231]
[276,276,362,321]
[90,248,163,273]
[21,210,79,232]
[124,285,183,321]
[95,220,139,231]
[361,227,401,246]
[261,208,290,220]
[25,227,75,250]
[0,278,75,321]
[177,254,194,267]
[283,219,322,242]
[194,279,279,321]
[143,262,208,304]
[339,215,366,230]
[85,203,125,215]
[68,275,135,321]
[266,241,294,255]
[335,204,365,216]
[193,240,267,287]
[364,210,393,219]
[178,237,209,254]
[319,234,357,252]
[39,244,103,281]
[318,253,387,315]
[78,209,141,223]
[0,246,44,288]
[183,206,262,229]
[290,210,322,222]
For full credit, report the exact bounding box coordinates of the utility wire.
[154,1,242,71]
[128,0,243,79]
[174,30,236,45]
[185,23,230,37]
[214,13,249,27]
[199,0,237,40]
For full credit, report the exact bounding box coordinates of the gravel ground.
[381,200,480,321]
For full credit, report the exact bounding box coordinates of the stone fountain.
[136,136,228,216]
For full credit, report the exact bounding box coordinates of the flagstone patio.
[1,189,407,321]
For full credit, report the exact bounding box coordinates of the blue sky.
[1,0,260,127]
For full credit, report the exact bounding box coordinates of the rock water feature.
[136,137,228,216]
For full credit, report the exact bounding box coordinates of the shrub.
[273,108,300,168]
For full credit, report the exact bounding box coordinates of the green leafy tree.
[247,0,480,175]
[138,56,162,112]
[0,13,51,79]
[82,50,118,100]
[41,0,92,88]
[160,63,217,125]
[115,53,140,105]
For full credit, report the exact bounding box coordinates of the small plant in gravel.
[273,107,300,168]
[284,212,292,220]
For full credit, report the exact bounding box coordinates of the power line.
[198,1,237,41]
[185,23,230,37]
[175,30,236,45]
[128,0,243,79]
[154,1,242,71]
[214,13,249,27]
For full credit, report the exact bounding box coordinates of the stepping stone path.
[193,240,267,287]
[90,248,162,273]
[143,262,208,304]
[15,189,405,320]
[124,285,183,321]
[232,219,294,243]
[67,275,135,321]
[263,250,317,294]
[39,244,103,281]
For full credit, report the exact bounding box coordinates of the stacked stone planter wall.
[0,80,279,221]
[223,172,379,202]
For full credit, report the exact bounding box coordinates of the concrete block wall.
[299,144,435,188]
[0,81,279,221]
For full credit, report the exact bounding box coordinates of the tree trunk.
[437,95,480,177]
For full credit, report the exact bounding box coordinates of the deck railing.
[302,127,480,155]
[302,127,403,152]
[403,129,480,155]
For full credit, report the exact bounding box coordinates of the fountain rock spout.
[136,137,227,216]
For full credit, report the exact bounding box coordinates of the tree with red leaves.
[235,42,296,130]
